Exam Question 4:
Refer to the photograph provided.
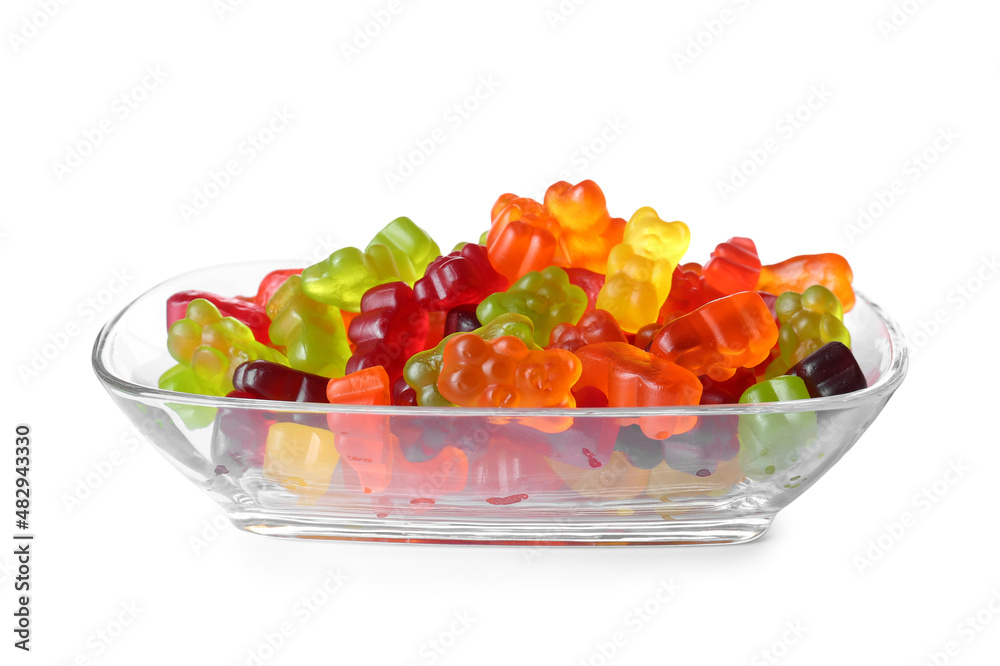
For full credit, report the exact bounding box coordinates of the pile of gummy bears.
[159,180,869,502]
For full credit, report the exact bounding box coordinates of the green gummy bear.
[157,364,219,429]
[769,284,852,376]
[476,266,587,347]
[737,376,818,481]
[403,313,539,406]
[267,274,352,377]
[301,217,439,311]
[165,298,286,395]
[367,216,441,282]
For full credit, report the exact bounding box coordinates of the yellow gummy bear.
[263,422,340,504]
[596,207,690,332]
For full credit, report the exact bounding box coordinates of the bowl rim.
[92,260,908,417]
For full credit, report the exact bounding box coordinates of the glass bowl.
[93,261,907,545]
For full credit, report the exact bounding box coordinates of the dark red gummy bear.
[444,303,481,336]
[413,244,508,312]
[564,267,605,313]
[347,282,429,385]
[788,341,867,398]
[232,360,330,403]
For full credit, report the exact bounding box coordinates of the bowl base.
[227,509,775,546]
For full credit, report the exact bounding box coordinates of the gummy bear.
[701,237,761,295]
[346,282,428,386]
[266,274,352,378]
[737,375,817,481]
[574,342,702,439]
[543,180,626,273]
[437,334,581,411]
[486,180,625,281]
[326,366,394,495]
[766,284,851,377]
[167,290,272,345]
[247,268,302,308]
[548,309,628,353]
[564,267,605,313]
[301,217,439,311]
[597,207,691,332]
[476,266,587,347]
[757,253,855,312]
[486,193,559,282]
[164,298,287,395]
[657,262,722,324]
[444,303,481,336]
[403,313,540,407]
[413,243,507,312]
[368,216,441,281]
[263,422,340,504]
[788,341,866,398]
[649,291,778,382]
[232,360,330,403]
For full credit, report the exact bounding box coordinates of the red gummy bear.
[346,282,429,385]
[548,309,628,353]
[702,237,761,295]
[413,243,508,312]
[167,290,272,346]
[564,267,605,313]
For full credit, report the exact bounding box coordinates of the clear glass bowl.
[93,261,907,545]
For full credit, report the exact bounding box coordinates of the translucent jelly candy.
[657,262,722,324]
[247,268,302,308]
[701,237,761,295]
[543,180,626,273]
[487,193,559,282]
[788,341,866,398]
[757,253,855,312]
[167,290,272,345]
[597,207,691,332]
[232,360,330,403]
[163,298,287,396]
[476,266,587,347]
[486,180,625,281]
[266,275,352,378]
[326,367,394,495]
[413,243,508,312]
[548,309,628,353]
[368,216,442,281]
[346,282,429,386]
[437,334,581,411]
[649,292,778,382]
[737,375,817,481]
[443,303,480,336]
[767,284,851,377]
[301,217,439,311]
[564,267,605,313]
[574,342,702,439]
[403,313,539,407]
[263,422,339,504]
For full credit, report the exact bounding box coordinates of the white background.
[3,1,999,664]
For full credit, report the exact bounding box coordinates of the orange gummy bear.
[649,292,779,382]
[757,253,855,312]
[437,334,581,410]
[574,342,702,439]
[486,181,625,282]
